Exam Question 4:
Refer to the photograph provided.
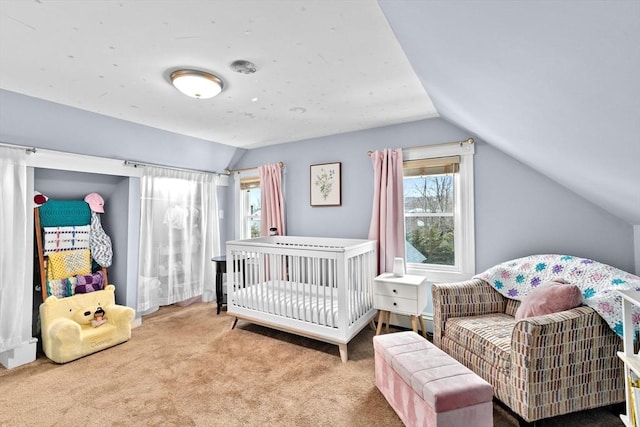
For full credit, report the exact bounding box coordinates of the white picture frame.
[310,162,341,206]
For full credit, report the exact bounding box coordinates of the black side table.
[212,256,227,315]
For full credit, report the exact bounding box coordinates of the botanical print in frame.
[310,162,341,206]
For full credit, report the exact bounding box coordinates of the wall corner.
[634,225,640,276]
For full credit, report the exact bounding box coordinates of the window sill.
[405,265,474,284]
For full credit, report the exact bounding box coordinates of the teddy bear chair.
[40,284,135,364]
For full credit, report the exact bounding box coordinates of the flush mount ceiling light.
[170,69,223,99]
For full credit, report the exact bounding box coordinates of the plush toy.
[72,307,94,326]
[91,307,106,327]
[40,284,135,363]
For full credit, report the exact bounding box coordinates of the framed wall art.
[310,162,341,206]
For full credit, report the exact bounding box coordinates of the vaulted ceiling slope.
[1,1,637,225]
[380,0,640,226]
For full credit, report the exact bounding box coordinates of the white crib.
[226,236,378,362]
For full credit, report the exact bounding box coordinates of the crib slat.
[226,236,377,362]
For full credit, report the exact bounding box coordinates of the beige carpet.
[0,302,624,426]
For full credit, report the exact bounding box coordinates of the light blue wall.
[230,118,635,274]
[2,90,240,315]
[0,89,239,173]
[4,89,636,289]
[228,119,471,239]
[103,177,135,306]
[474,142,633,272]
[33,169,134,306]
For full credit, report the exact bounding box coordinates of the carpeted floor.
[0,302,624,426]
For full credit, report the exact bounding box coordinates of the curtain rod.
[226,161,284,174]
[367,138,474,156]
[1,142,225,176]
[0,141,37,154]
[123,160,225,176]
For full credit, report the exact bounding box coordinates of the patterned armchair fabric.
[432,278,624,423]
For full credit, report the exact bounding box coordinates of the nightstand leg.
[385,311,391,333]
[410,315,419,334]
[376,311,385,335]
[418,315,427,338]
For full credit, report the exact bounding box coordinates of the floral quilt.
[473,254,640,337]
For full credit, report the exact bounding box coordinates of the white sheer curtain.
[137,166,219,315]
[0,146,29,352]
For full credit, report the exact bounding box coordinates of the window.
[403,142,475,282]
[404,156,457,266]
[240,176,261,239]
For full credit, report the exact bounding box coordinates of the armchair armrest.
[432,279,506,346]
[509,306,624,420]
[104,304,135,328]
[46,318,82,344]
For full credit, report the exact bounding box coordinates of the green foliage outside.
[404,174,455,266]
[407,221,454,265]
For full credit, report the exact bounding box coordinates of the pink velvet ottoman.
[373,331,493,427]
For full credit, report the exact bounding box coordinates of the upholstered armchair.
[432,278,624,424]
[40,285,134,364]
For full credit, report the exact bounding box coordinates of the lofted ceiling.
[0,1,638,225]
[379,0,640,225]
[0,0,436,149]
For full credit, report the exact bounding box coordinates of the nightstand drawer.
[373,273,428,316]
[375,295,418,314]
[374,280,417,299]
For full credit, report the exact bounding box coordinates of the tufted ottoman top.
[373,331,493,413]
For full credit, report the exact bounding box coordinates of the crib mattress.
[230,280,370,328]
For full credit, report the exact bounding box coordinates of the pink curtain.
[259,163,286,236]
[368,148,405,274]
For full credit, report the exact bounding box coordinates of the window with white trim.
[240,176,261,239]
[403,142,475,283]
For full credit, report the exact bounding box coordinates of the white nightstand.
[373,273,428,337]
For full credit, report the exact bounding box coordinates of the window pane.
[404,174,455,266]
[241,187,261,239]
[249,217,260,238]
[405,215,454,265]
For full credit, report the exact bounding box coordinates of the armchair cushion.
[445,314,515,374]
[514,282,582,320]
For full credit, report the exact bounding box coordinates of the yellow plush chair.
[40,285,134,363]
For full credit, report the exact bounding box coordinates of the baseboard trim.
[387,312,434,334]
[0,338,38,369]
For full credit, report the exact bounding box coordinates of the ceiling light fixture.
[170,69,223,99]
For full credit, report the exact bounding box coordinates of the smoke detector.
[230,60,257,74]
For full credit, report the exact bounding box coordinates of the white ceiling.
[1,0,639,226]
[0,0,437,149]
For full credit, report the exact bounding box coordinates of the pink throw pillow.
[515,282,583,320]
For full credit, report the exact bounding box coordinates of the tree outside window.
[403,156,459,267]
[404,174,454,266]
